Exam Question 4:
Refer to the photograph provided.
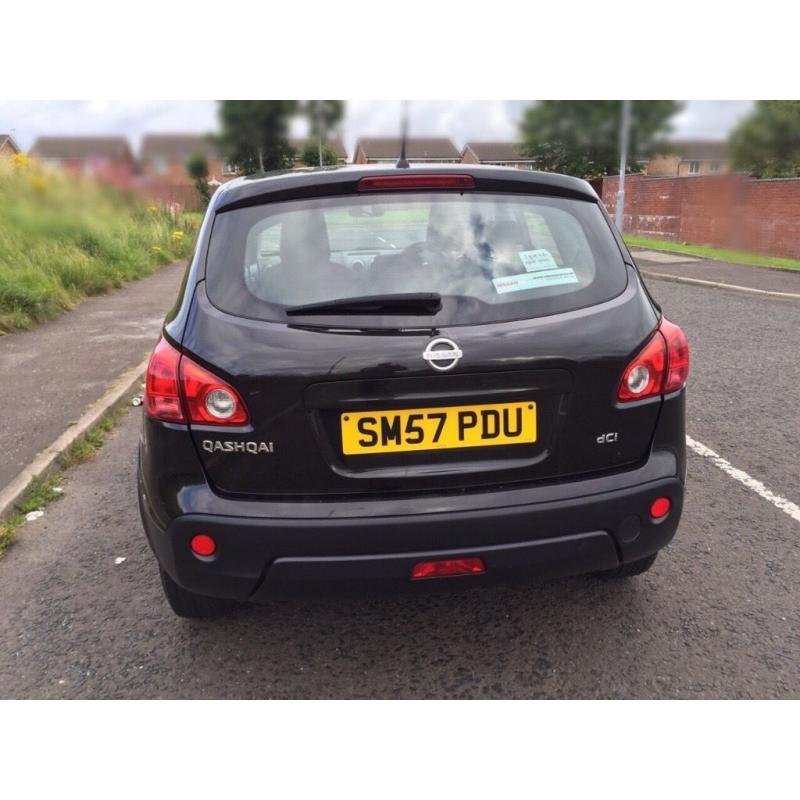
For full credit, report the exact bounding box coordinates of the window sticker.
[492,268,579,294]
[518,249,559,272]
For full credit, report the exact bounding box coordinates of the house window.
[154,157,168,176]
[709,161,721,173]
[688,161,700,175]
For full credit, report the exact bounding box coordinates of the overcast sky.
[0,100,755,154]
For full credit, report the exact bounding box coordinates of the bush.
[0,159,199,333]
[300,141,338,167]
[186,153,211,207]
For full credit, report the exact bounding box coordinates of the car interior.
[243,200,596,307]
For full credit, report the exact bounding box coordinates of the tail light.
[180,357,249,424]
[145,337,249,425]
[618,318,689,402]
[660,318,690,392]
[145,337,185,422]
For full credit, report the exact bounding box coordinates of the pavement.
[0,262,185,490]
[0,259,799,698]
[632,248,800,295]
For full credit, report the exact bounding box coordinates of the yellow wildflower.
[29,174,48,192]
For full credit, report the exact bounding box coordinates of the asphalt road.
[0,261,185,489]
[1,278,798,698]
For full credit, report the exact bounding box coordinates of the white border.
[3,701,796,797]
[2,1,796,98]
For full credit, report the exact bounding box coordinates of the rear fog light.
[410,557,486,580]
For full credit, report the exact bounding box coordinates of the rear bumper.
[138,448,684,601]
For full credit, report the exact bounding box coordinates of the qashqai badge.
[422,337,463,372]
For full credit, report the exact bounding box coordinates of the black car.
[138,164,689,617]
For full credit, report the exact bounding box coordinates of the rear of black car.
[137,165,688,616]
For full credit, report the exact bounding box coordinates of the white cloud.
[671,100,754,139]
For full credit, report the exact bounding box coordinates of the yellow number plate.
[341,401,537,455]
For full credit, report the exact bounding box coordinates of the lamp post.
[316,101,323,167]
[397,100,410,169]
[615,99,632,232]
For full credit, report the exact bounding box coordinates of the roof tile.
[356,136,460,160]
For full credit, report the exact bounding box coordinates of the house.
[0,133,21,160]
[352,137,461,164]
[461,141,536,170]
[645,140,729,177]
[29,136,137,184]
[140,133,233,184]
[289,136,348,167]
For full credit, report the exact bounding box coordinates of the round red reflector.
[190,534,216,557]
[650,497,671,520]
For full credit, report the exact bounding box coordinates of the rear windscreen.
[205,192,628,325]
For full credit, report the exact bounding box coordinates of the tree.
[306,100,344,137]
[218,100,298,175]
[300,101,345,167]
[520,101,681,179]
[186,153,211,207]
[300,141,338,167]
[728,101,800,178]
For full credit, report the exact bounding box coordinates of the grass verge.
[624,236,800,272]
[0,406,128,558]
[0,155,200,333]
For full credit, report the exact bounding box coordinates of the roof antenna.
[396,100,410,168]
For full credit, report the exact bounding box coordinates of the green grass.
[0,513,23,557]
[183,211,205,227]
[624,235,800,272]
[0,475,63,558]
[0,157,200,333]
[61,407,127,468]
[0,406,127,558]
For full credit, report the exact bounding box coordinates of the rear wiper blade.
[285,293,442,316]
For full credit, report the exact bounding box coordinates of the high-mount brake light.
[617,318,689,402]
[144,336,249,425]
[358,174,476,191]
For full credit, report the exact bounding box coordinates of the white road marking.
[686,435,800,523]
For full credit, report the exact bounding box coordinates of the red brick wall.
[602,174,800,259]
[744,180,800,259]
